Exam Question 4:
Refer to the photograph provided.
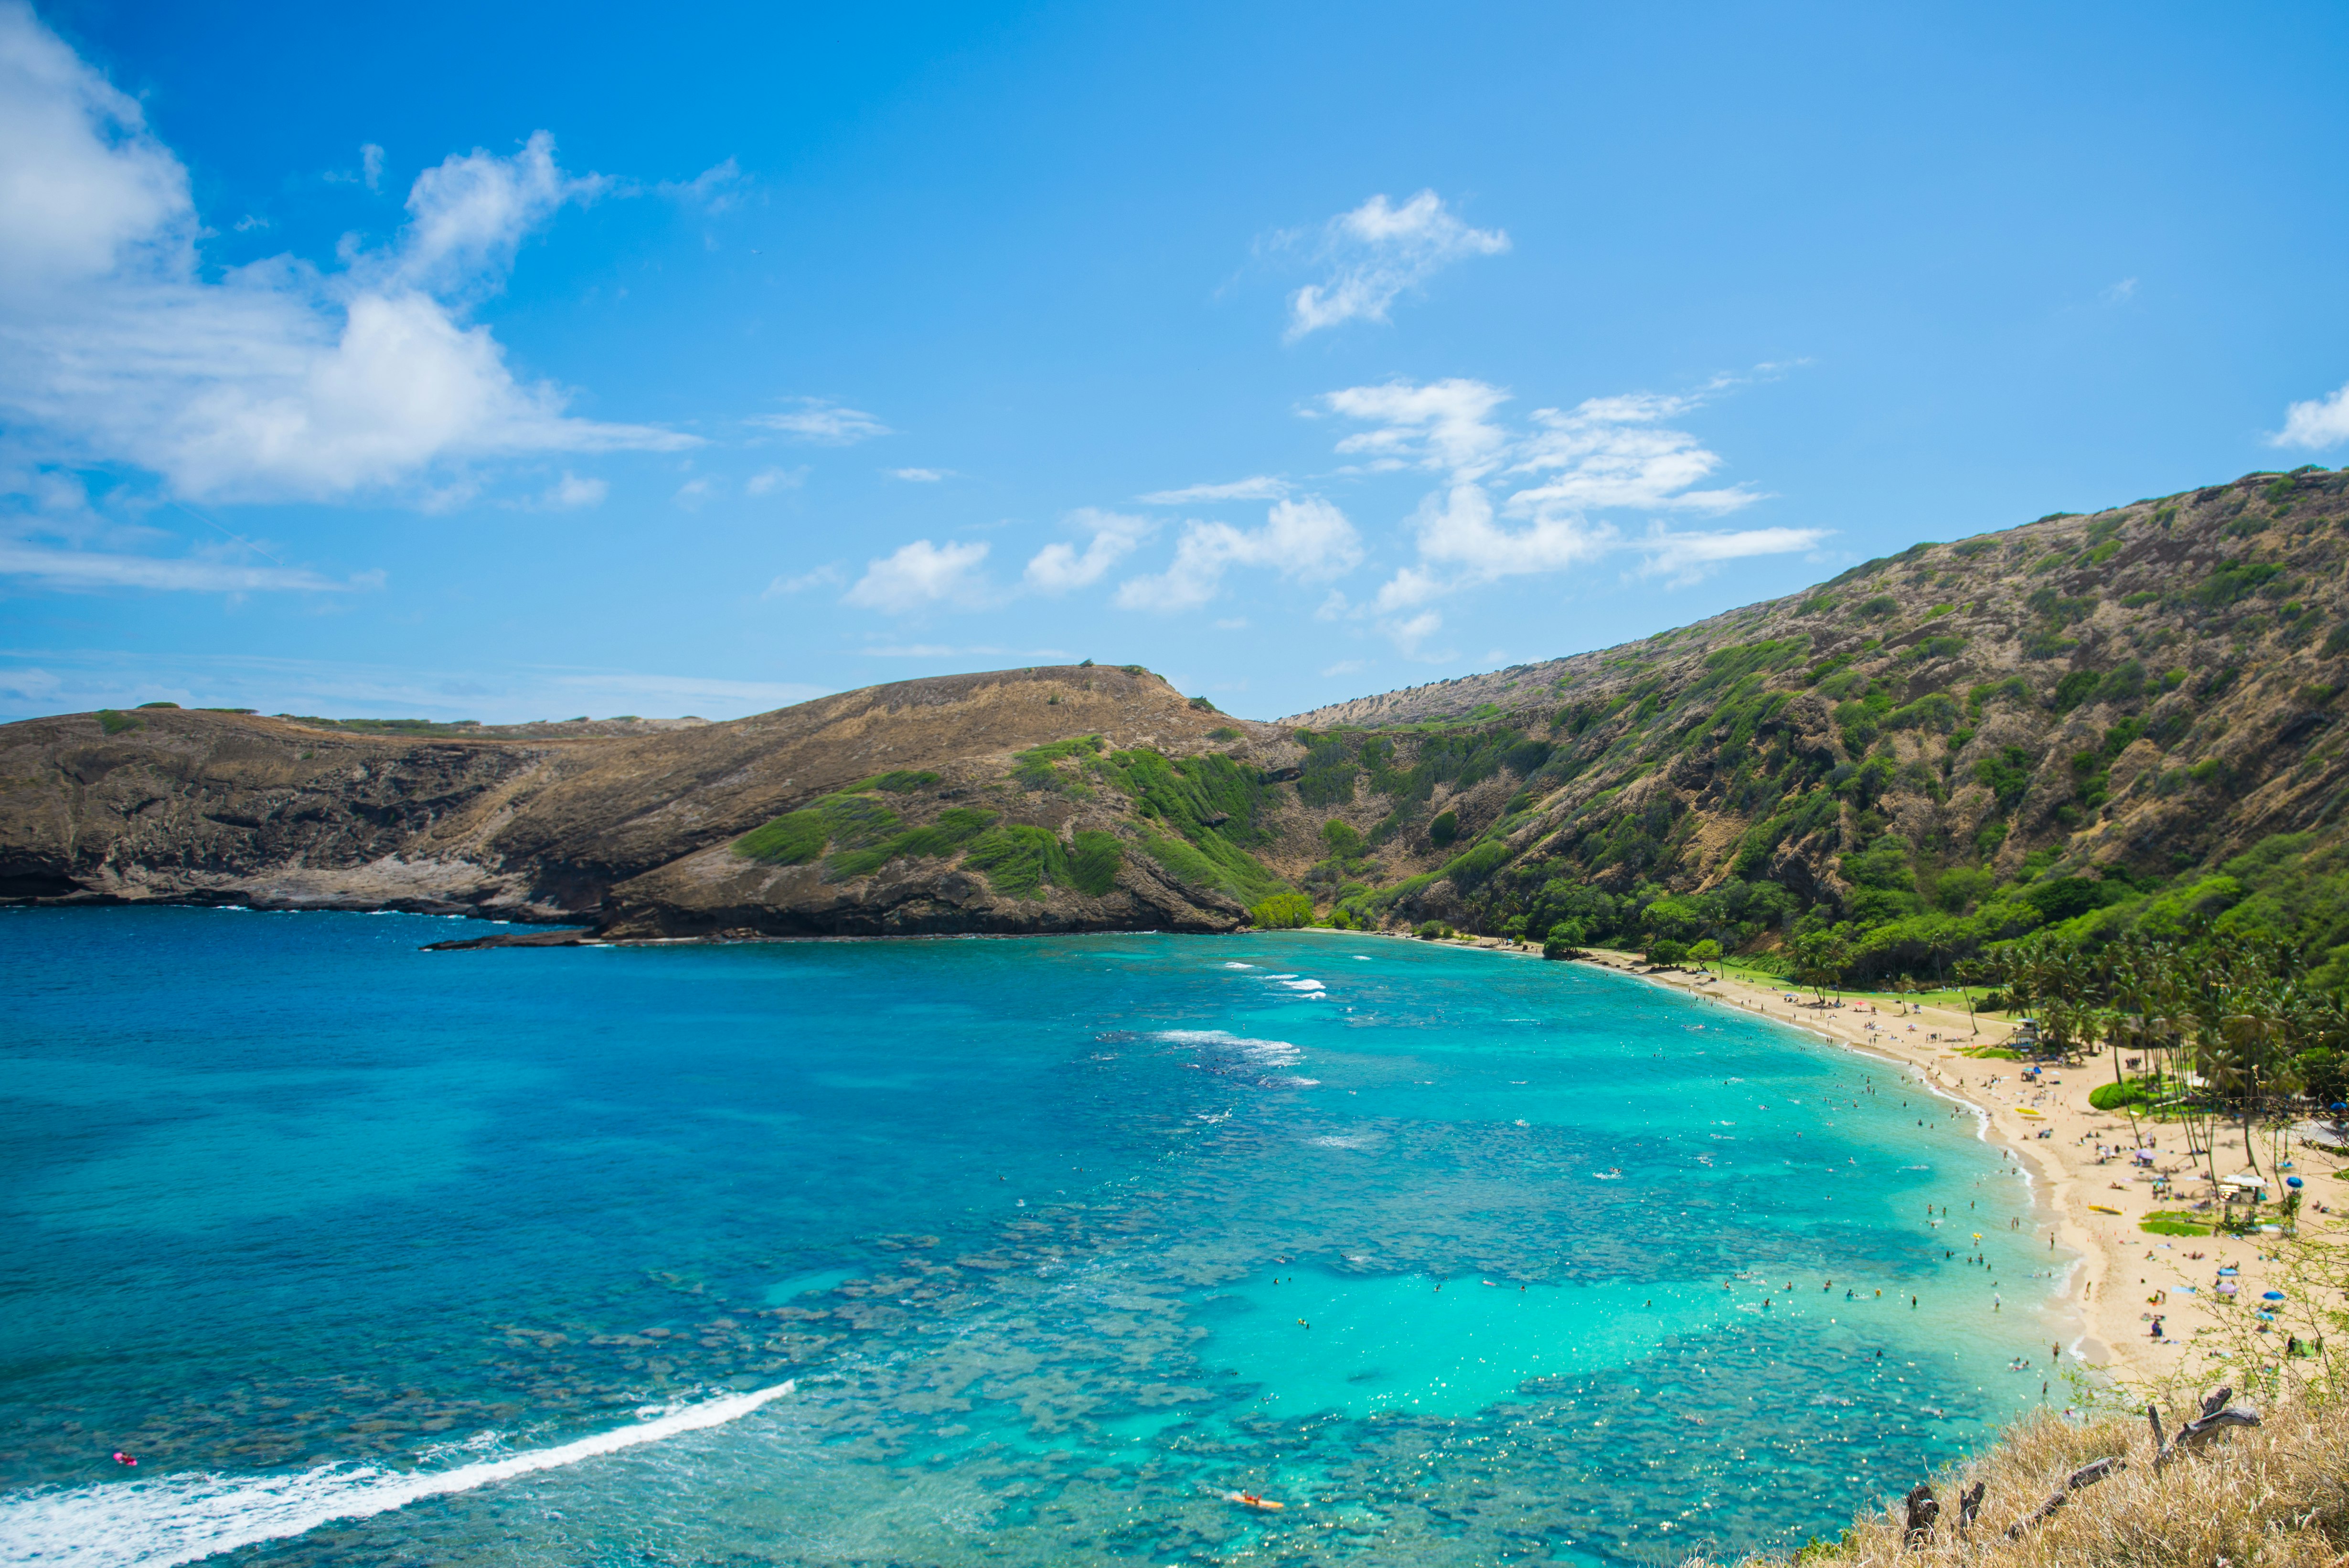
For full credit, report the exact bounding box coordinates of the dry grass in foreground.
[1687,1383,2349,1568]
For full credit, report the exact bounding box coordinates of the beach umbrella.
[2263,1290,2285,1301]
[2287,1176,2304,1189]
[2217,1267,2239,1276]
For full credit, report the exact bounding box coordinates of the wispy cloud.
[1282,191,1508,341]
[545,472,606,509]
[746,465,806,495]
[1137,476,1290,505]
[1113,498,1360,612]
[0,9,692,507]
[1025,509,1152,593]
[2273,382,2349,450]
[859,643,1071,659]
[0,543,371,593]
[749,399,893,445]
[887,467,948,483]
[660,157,742,213]
[0,646,826,722]
[843,538,991,613]
[763,563,843,597]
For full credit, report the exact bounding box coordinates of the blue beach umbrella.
[2287,1176,2304,1188]
[2217,1267,2239,1276]
[2263,1290,2285,1301]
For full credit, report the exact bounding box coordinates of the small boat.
[2088,1204,2122,1215]
[1229,1492,1286,1511]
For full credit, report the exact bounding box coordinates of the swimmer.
[1229,1491,1285,1512]
[113,1451,137,1466]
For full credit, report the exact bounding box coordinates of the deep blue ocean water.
[0,908,2073,1567]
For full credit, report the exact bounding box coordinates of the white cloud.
[1324,378,1512,478]
[673,476,712,508]
[1025,508,1152,593]
[1285,191,1508,340]
[0,541,367,592]
[1508,393,1757,513]
[1373,482,1612,609]
[1113,497,1361,612]
[544,471,605,508]
[763,563,843,597]
[843,538,991,613]
[361,143,384,193]
[0,8,691,505]
[1136,476,1290,504]
[1322,373,1817,607]
[887,467,948,482]
[1321,659,1365,677]
[2273,382,2349,449]
[745,465,806,495]
[2102,277,2136,305]
[750,399,893,445]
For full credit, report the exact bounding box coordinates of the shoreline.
[1517,939,2339,1392]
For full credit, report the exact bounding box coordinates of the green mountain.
[5,466,2349,974]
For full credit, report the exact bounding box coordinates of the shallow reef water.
[0,908,2071,1566]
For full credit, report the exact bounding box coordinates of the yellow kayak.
[2088,1204,2122,1215]
[2017,1108,2046,1119]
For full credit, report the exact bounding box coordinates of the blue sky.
[4,1,2348,723]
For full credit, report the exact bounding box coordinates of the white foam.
[1152,1029,1300,1067]
[0,1381,795,1568]
[1276,979,1325,992]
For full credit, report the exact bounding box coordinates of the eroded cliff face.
[0,666,1328,936]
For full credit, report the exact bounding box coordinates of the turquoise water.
[0,908,2073,1567]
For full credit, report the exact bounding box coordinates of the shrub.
[1887,691,1962,732]
[1414,920,1449,939]
[1207,726,1241,741]
[2051,669,2102,713]
[1188,695,1218,712]
[134,701,179,709]
[964,824,1067,899]
[1644,937,1690,966]
[1250,891,1314,928]
[95,709,142,735]
[734,808,832,864]
[1067,829,1123,895]
[1320,819,1365,858]
[1428,810,1459,846]
[854,769,940,793]
[1858,594,1899,619]
[1541,921,1586,960]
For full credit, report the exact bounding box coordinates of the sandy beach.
[1407,931,2342,1392]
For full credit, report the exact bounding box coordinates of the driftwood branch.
[2153,1385,2262,1470]
[1902,1483,1940,1548]
[2004,1456,2125,1539]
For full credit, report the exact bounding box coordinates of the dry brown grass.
[1677,1389,2349,1567]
